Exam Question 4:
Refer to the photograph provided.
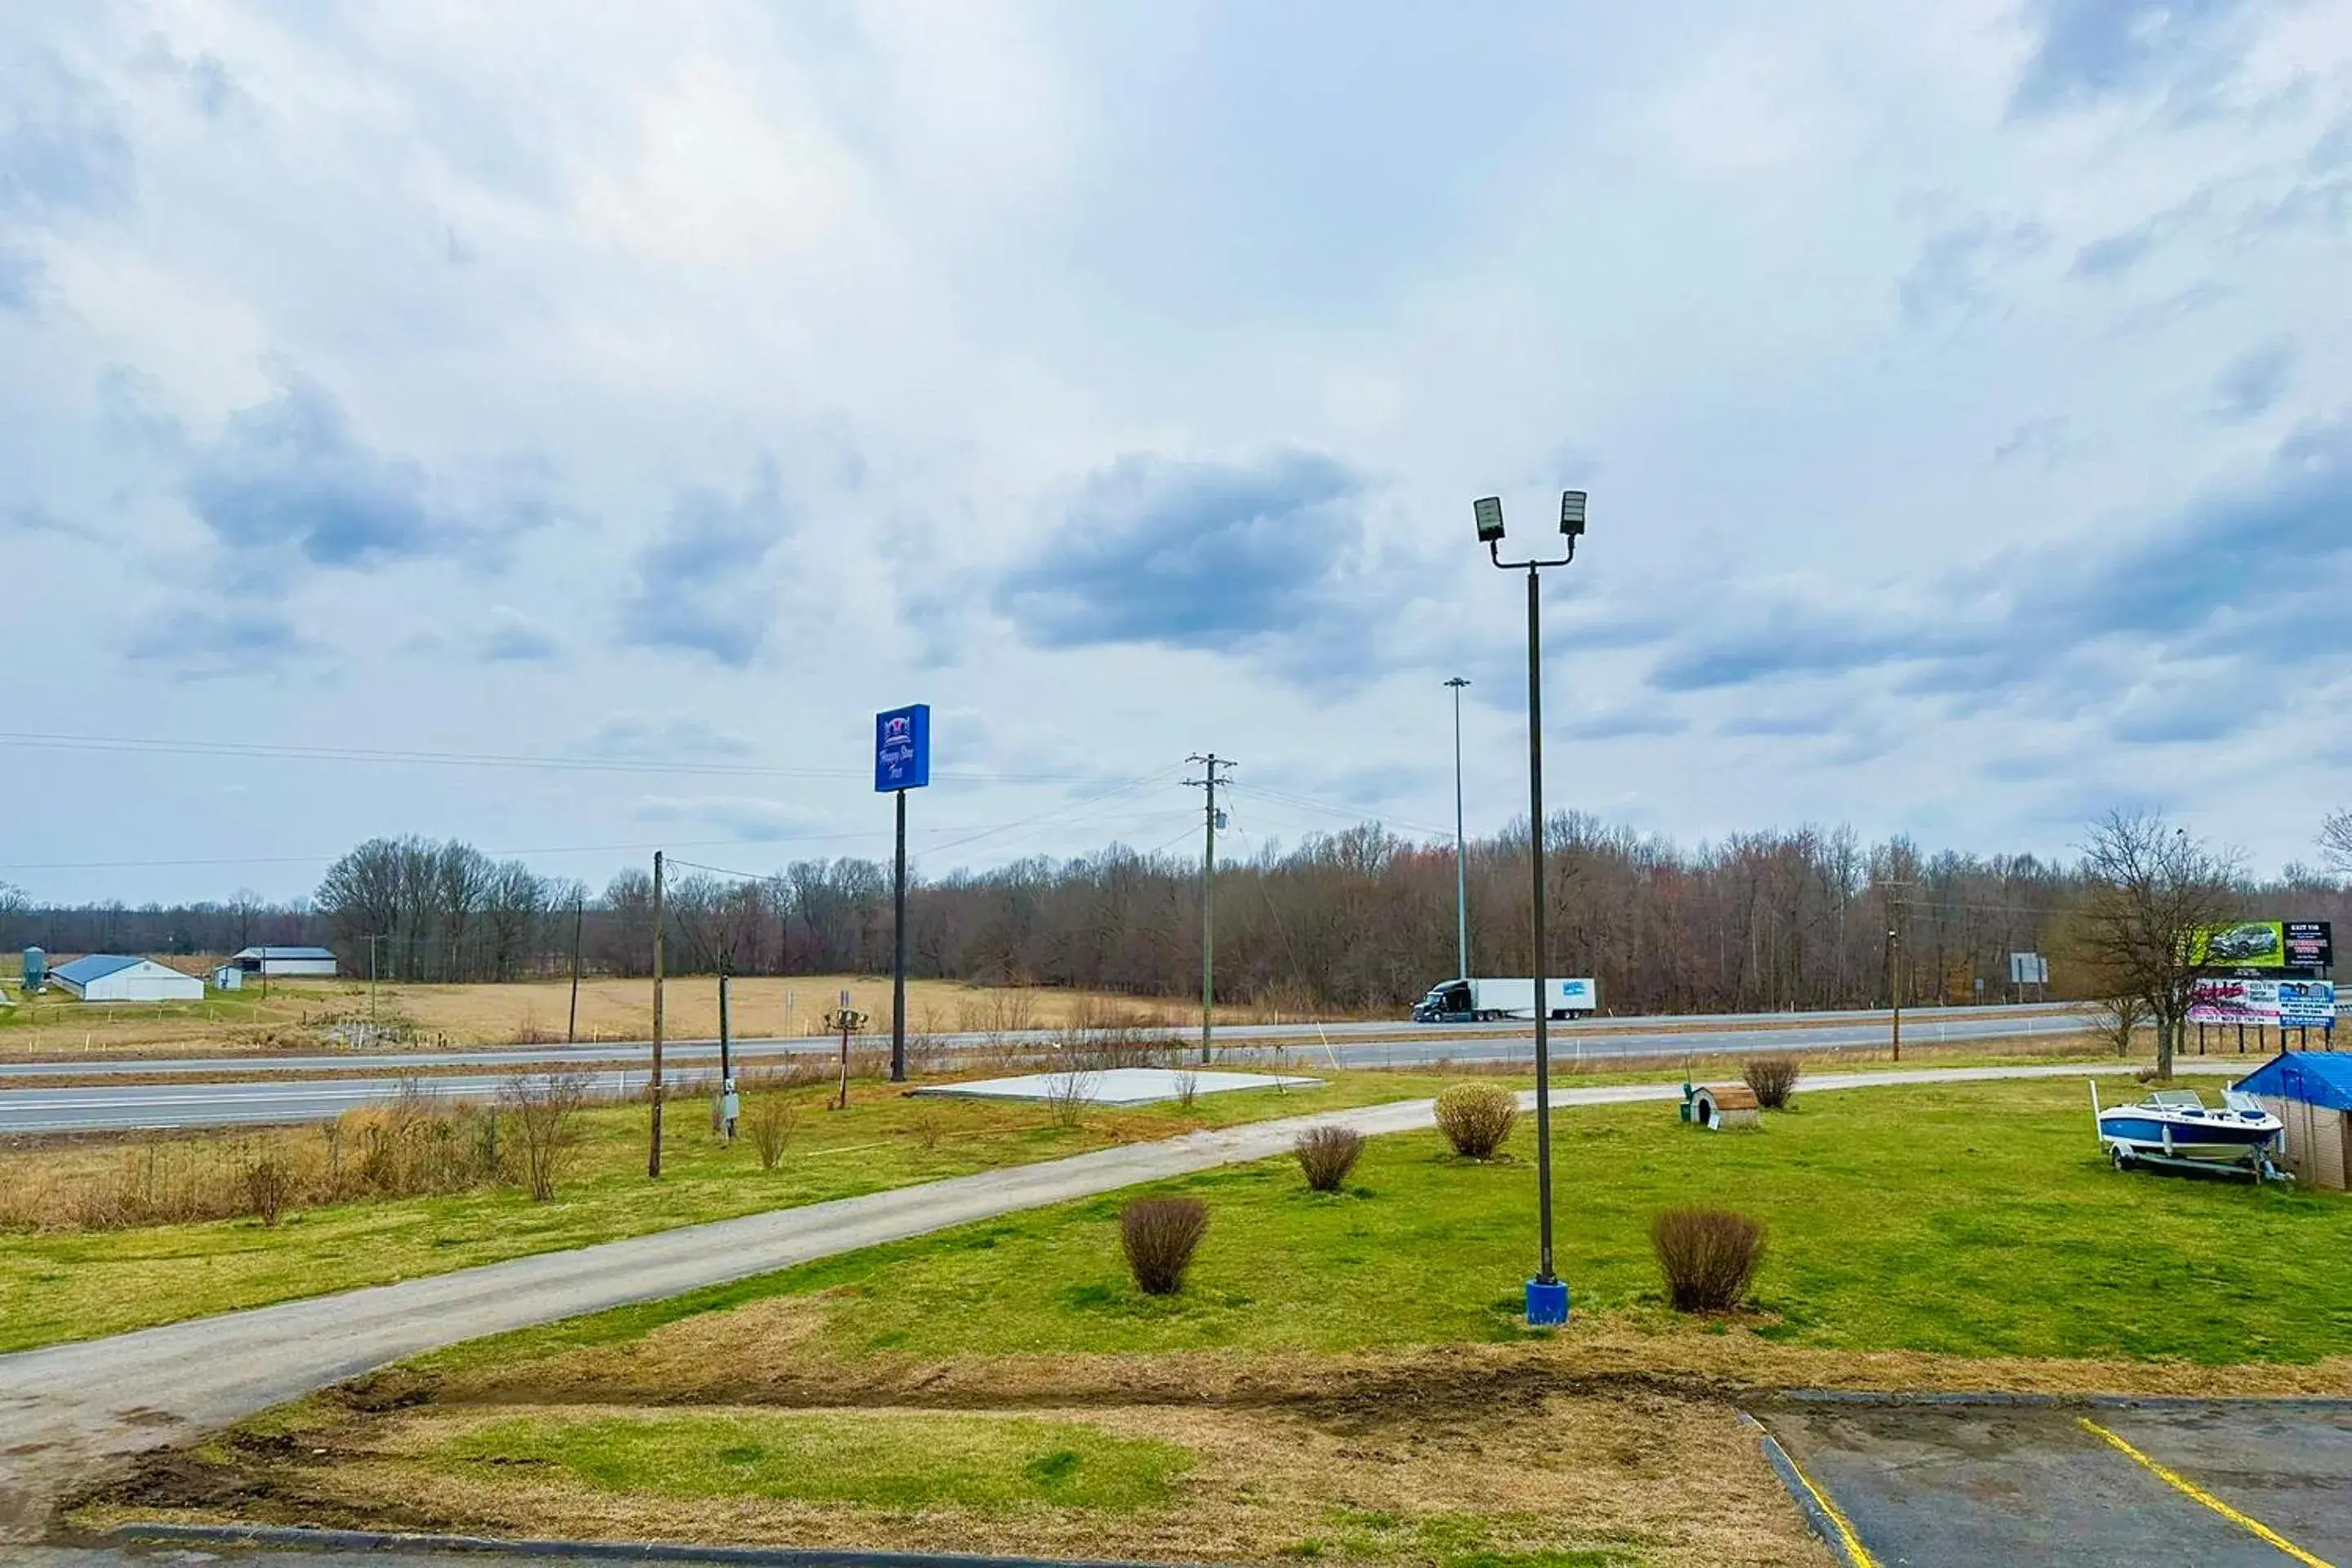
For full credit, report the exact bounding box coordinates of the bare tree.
[2322,809,2352,878]
[2074,810,2243,1078]
[500,1072,589,1201]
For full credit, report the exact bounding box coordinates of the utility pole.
[566,890,584,1045]
[1882,881,1911,1065]
[1187,754,1235,1063]
[1446,676,1472,980]
[716,957,735,1142]
[648,849,666,1178]
[363,934,385,1036]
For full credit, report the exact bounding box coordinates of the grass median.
[0,1068,1458,1352]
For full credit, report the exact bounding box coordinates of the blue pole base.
[1525,1276,1570,1326]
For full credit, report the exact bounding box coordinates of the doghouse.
[2234,1051,2352,1191]
[1688,1083,1761,1130]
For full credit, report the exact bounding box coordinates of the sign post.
[875,705,932,1085]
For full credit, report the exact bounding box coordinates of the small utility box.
[1690,1084,1762,1131]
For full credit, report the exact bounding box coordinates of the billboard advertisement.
[2278,980,2338,1027]
[2285,921,2335,969]
[2189,978,2276,1025]
[2188,922,2289,969]
[2189,977,2338,1026]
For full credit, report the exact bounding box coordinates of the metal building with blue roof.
[2234,1053,2352,1190]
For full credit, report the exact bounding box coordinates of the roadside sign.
[874,704,931,792]
[2008,952,2048,986]
[2286,921,2334,969]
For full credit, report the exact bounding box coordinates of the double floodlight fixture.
[1473,491,1588,571]
[1471,492,1587,544]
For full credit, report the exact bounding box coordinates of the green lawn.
[446,1411,1188,1513]
[0,1070,1456,1351]
[439,1076,2352,1371]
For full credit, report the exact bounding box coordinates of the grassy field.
[421,1075,2352,1374]
[0,1068,1454,1352]
[109,1071,2352,1567]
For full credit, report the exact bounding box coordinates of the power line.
[0,730,1103,785]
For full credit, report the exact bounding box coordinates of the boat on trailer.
[2091,1082,2286,1178]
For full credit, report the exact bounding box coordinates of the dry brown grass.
[82,1371,1829,1567]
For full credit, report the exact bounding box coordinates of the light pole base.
[1525,1277,1570,1327]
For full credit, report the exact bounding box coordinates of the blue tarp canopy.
[2234,1052,2352,1113]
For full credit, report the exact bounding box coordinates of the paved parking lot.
[1757,1397,2351,1566]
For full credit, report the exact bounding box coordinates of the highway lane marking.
[2078,1417,2336,1568]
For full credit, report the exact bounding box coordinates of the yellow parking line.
[2078,1416,2336,1567]
[1776,1444,1882,1568]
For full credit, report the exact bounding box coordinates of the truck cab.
[1414,980,1480,1022]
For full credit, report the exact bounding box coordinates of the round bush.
[1293,1124,1365,1192]
[1433,1082,1519,1160]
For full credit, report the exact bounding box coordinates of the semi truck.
[1412,976,1598,1022]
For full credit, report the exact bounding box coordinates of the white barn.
[51,955,205,1002]
[232,946,339,978]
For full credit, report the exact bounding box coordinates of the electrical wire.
[0,730,1106,785]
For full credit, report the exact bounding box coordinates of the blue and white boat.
[2091,1082,2283,1174]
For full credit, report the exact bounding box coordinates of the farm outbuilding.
[232,946,339,978]
[2235,1052,2352,1192]
[51,955,204,1003]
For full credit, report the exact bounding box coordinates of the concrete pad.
[910,1067,1321,1106]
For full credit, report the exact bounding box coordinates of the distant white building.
[232,946,339,978]
[51,955,206,1002]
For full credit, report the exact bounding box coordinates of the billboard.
[2285,921,2335,969]
[2189,978,2277,1025]
[2187,920,2335,972]
[2009,952,2048,985]
[2189,921,2288,969]
[2279,980,2337,1027]
[2189,977,2338,1027]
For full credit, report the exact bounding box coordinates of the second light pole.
[1473,488,1587,1328]
[1446,675,1471,981]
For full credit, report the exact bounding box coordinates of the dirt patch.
[434,1294,2352,1414]
[80,1386,1829,1567]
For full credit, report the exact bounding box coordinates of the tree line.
[5,807,2346,1016]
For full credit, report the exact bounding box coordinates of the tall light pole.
[1474,488,1586,1329]
[1446,676,1472,980]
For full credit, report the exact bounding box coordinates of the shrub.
[241,1150,292,1227]
[1650,1206,1767,1312]
[748,1094,795,1170]
[1120,1196,1209,1295]
[910,1106,947,1154]
[500,1071,589,1202]
[1172,1070,1200,1110]
[1044,1063,1098,1129]
[1293,1125,1365,1192]
[1741,1055,1799,1110]
[1434,1083,1518,1160]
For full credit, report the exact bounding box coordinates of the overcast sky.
[5,0,2349,906]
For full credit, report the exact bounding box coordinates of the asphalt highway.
[0,1006,2113,1134]
[0,1000,2081,1079]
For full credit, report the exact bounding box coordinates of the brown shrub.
[1741,1055,1799,1110]
[1120,1196,1209,1295]
[241,1148,292,1227]
[1650,1206,1768,1312]
[1434,1082,1518,1160]
[1293,1125,1365,1192]
[499,1072,589,1202]
[909,1107,947,1154]
[1172,1070,1200,1111]
[748,1094,795,1170]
